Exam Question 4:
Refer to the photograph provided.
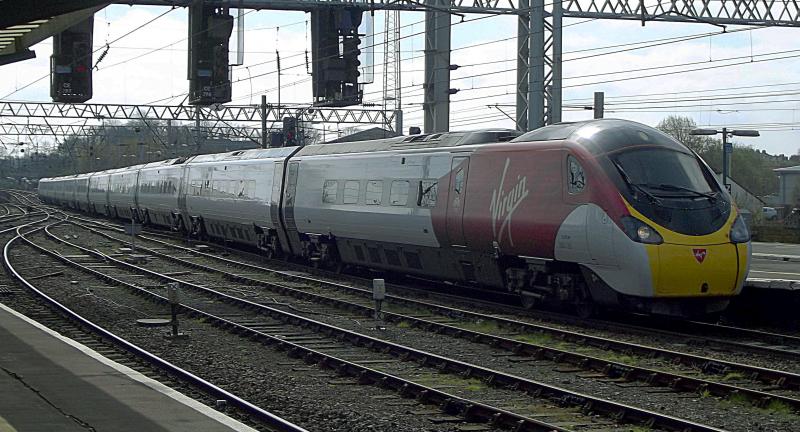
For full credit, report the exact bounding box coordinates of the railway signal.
[311,7,364,107]
[50,16,93,103]
[282,117,298,146]
[188,1,234,106]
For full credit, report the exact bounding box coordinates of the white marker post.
[372,278,385,321]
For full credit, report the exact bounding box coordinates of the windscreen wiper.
[611,160,661,205]
[644,183,718,202]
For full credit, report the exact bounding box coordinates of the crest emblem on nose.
[693,248,707,263]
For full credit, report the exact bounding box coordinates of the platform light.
[689,127,760,192]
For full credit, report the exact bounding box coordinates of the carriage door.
[446,157,470,247]
[281,161,302,254]
[177,166,189,215]
[271,161,293,255]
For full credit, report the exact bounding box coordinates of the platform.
[748,241,800,288]
[0,302,257,432]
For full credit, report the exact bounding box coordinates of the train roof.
[512,118,689,155]
[295,129,521,157]
[188,146,298,164]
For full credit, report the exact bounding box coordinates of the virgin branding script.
[490,158,530,247]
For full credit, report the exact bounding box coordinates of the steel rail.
[5,218,311,432]
[668,319,800,350]
[13,193,800,359]
[54,210,800,394]
[78,215,800,383]
[23,224,581,432]
[60,218,800,413]
[38,225,726,432]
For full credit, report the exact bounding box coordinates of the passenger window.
[343,180,360,204]
[366,180,383,205]
[390,180,409,206]
[323,180,338,204]
[417,180,438,207]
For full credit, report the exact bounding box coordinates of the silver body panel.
[135,159,183,227]
[290,150,449,249]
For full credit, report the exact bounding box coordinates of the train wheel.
[574,285,596,319]
[519,292,538,310]
[575,301,596,319]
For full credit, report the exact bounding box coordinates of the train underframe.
[88,206,729,318]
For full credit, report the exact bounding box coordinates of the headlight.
[730,214,750,243]
[620,216,663,244]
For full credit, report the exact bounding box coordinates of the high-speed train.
[39,119,751,317]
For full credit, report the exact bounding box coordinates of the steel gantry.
[0,122,266,141]
[116,0,800,132]
[0,101,396,125]
[7,0,800,135]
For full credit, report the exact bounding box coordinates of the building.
[774,165,800,208]
[713,172,765,223]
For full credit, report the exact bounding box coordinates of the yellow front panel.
[622,196,749,298]
[656,243,741,297]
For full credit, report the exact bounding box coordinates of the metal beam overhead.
[0,101,396,126]
[114,0,525,14]
[0,122,267,140]
[116,0,800,25]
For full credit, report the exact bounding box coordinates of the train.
[38,119,751,318]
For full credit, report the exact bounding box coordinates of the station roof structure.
[0,1,105,66]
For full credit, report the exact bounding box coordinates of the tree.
[656,115,790,197]
[656,115,717,153]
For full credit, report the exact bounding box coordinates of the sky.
[2,4,800,157]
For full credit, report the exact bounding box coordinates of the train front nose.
[653,241,750,297]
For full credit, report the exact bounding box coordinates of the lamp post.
[690,127,760,192]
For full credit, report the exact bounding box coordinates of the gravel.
[41,223,800,431]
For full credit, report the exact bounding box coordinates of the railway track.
[8,191,800,430]
[9,190,800,361]
[27,217,800,430]
[19,215,733,432]
[55,218,800,406]
[66,210,800,364]
[0,212,308,432]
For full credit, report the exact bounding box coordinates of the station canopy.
[0,1,105,66]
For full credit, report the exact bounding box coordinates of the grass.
[620,426,652,432]
[395,320,412,329]
[700,389,712,398]
[417,373,486,392]
[727,392,749,405]
[721,371,746,382]
[512,332,553,345]
[602,352,641,366]
[458,319,502,334]
[765,400,793,415]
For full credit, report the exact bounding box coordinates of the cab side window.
[567,155,586,194]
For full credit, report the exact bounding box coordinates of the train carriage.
[37,119,751,318]
[182,147,298,255]
[135,159,184,228]
[107,166,142,220]
[73,174,91,212]
[87,171,111,215]
[285,130,517,276]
